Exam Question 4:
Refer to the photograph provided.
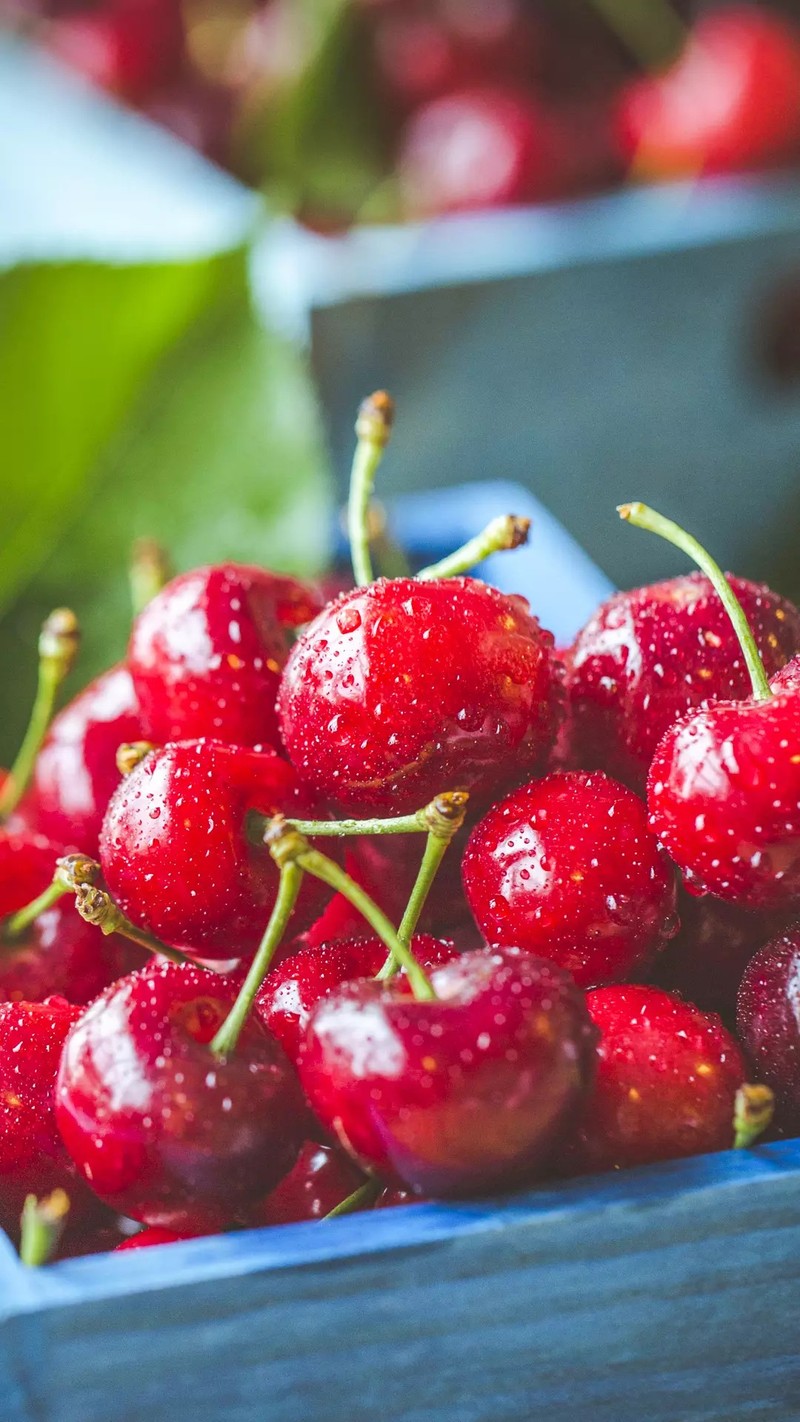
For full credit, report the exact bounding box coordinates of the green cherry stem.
[129,537,172,618]
[73,881,190,966]
[618,503,773,703]
[378,792,469,980]
[417,514,531,582]
[323,1177,382,1219]
[264,820,436,1002]
[1,854,101,944]
[733,1083,775,1149]
[282,796,458,841]
[19,1189,70,1267]
[210,863,304,1059]
[0,609,81,819]
[348,391,396,587]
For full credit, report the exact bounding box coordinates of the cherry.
[346,830,477,939]
[0,832,135,1005]
[0,996,92,1236]
[99,739,330,958]
[278,576,561,815]
[616,5,800,181]
[114,1226,207,1253]
[565,573,800,792]
[12,664,142,855]
[463,771,678,987]
[398,85,550,216]
[559,985,747,1175]
[655,889,789,1022]
[375,1185,422,1209]
[56,960,306,1230]
[47,0,185,102]
[128,563,322,750]
[737,926,800,1130]
[299,946,597,1197]
[245,1141,365,1227]
[255,933,459,1064]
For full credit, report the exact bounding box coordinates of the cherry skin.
[278,576,561,815]
[114,1226,205,1252]
[244,1141,365,1227]
[0,996,96,1236]
[299,946,598,1197]
[12,663,142,855]
[47,0,185,102]
[647,687,800,909]
[559,985,747,1175]
[56,960,306,1231]
[0,831,136,1006]
[616,5,800,182]
[655,889,789,1022]
[255,933,460,1065]
[737,926,800,1130]
[398,85,550,216]
[347,829,477,939]
[99,739,330,958]
[462,771,678,988]
[565,573,800,792]
[128,563,322,750]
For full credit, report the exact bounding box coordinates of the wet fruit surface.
[738,926,800,1129]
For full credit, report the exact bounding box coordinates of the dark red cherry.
[114,1226,204,1252]
[737,926,800,1130]
[655,889,789,1022]
[615,5,800,181]
[566,574,800,791]
[278,577,561,815]
[560,985,747,1175]
[47,0,185,101]
[245,1141,365,1227]
[0,996,94,1236]
[256,933,459,1064]
[375,1185,423,1209]
[56,960,306,1230]
[347,830,477,939]
[462,771,678,987]
[647,689,800,909]
[99,740,330,958]
[0,832,136,1005]
[12,664,142,855]
[129,564,322,750]
[299,947,597,1197]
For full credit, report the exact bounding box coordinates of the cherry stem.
[72,879,190,965]
[348,391,395,587]
[116,742,156,777]
[264,820,436,1002]
[323,1177,382,1219]
[417,514,531,581]
[129,537,172,618]
[19,1189,70,1267]
[618,503,773,703]
[282,790,467,842]
[0,609,81,819]
[377,792,468,980]
[1,854,100,943]
[586,0,685,71]
[733,1083,775,1149]
[210,863,304,1060]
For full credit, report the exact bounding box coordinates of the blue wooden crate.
[2,483,799,1422]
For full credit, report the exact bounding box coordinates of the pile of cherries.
[6,0,800,220]
[2,390,799,1266]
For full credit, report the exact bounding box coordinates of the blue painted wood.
[0,485,798,1421]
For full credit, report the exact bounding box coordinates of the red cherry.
[99,740,330,958]
[655,889,789,1021]
[47,0,185,101]
[398,86,550,216]
[346,830,477,939]
[56,960,306,1230]
[128,564,322,750]
[560,985,747,1174]
[0,996,93,1235]
[278,576,561,815]
[245,1141,365,1226]
[616,5,800,181]
[114,1226,207,1252]
[648,688,800,909]
[299,947,597,1197]
[463,771,678,987]
[375,1185,422,1209]
[12,664,142,854]
[565,574,800,792]
[0,831,136,1005]
[255,933,459,1064]
[737,926,800,1129]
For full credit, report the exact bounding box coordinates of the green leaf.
[0,258,332,762]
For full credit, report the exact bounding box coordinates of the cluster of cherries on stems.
[2,392,799,1264]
